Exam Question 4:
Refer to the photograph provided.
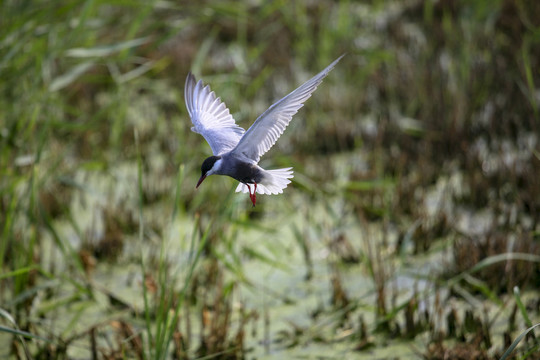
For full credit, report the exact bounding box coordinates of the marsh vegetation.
[1,0,539,359]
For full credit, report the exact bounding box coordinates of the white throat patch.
[208,158,223,176]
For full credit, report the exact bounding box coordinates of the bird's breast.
[225,160,263,184]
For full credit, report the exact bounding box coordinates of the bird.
[185,55,343,206]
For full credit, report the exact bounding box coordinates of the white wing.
[184,72,245,156]
[231,55,344,162]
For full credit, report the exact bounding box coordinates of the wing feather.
[231,55,343,162]
[184,72,245,155]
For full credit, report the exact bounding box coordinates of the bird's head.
[196,156,222,188]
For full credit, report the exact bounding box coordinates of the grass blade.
[513,286,533,328]
[500,323,540,360]
[49,61,94,91]
[65,37,150,58]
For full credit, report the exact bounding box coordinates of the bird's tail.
[235,167,294,195]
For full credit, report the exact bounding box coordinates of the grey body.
[201,154,266,185]
[222,157,265,184]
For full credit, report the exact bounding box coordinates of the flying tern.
[185,55,343,206]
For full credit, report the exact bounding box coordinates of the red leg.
[244,183,257,207]
[251,183,257,207]
[245,183,254,206]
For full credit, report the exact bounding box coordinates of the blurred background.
[1,0,539,359]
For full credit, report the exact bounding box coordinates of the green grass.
[1,0,540,359]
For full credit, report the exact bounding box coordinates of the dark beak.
[196,174,206,189]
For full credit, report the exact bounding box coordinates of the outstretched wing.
[184,72,245,155]
[231,55,344,162]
